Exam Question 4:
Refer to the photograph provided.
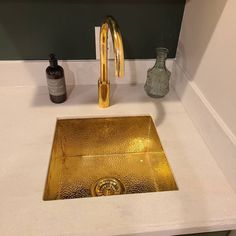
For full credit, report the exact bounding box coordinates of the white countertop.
[1,84,236,236]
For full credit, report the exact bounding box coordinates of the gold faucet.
[98,16,124,108]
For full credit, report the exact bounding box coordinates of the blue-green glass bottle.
[144,47,171,98]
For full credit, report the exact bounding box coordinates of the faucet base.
[98,80,110,108]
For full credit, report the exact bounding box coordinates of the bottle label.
[47,78,66,96]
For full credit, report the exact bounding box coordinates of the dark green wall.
[0,0,185,60]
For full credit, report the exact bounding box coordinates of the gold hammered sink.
[44,116,177,200]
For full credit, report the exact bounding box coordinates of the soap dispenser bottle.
[46,53,67,103]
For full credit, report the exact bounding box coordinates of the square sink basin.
[44,116,177,200]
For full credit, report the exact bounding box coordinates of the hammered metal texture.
[44,116,178,200]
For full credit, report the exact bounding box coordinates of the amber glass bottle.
[46,54,67,103]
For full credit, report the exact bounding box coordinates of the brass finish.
[98,16,124,108]
[43,116,178,200]
[91,178,125,197]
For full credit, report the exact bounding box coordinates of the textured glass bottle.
[144,47,171,98]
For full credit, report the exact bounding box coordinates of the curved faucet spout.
[98,16,124,108]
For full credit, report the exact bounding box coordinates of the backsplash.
[0,0,185,60]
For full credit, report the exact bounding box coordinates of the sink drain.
[91,178,125,196]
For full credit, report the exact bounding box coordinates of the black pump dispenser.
[46,53,67,103]
[49,53,58,68]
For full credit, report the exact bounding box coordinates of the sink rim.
[43,115,178,200]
